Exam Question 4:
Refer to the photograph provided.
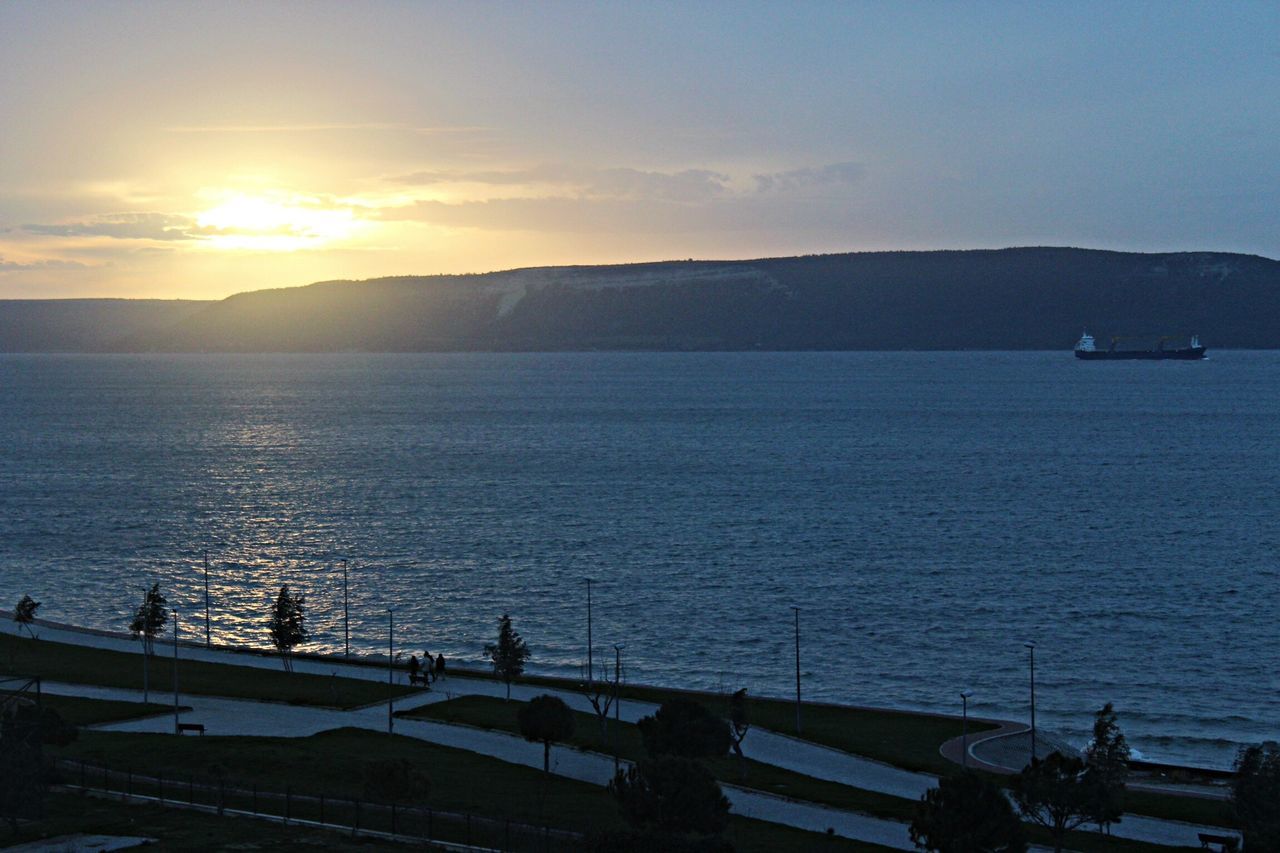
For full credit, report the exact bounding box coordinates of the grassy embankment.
[401,695,1211,852]
[439,668,996,776]
[0,633,416,709]
[54,728,895,853]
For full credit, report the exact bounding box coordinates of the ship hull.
[1075,347,1206,360]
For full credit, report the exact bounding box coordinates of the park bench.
[177,722,206,736]
[1198,832,1239,852]
[408,672,430,688]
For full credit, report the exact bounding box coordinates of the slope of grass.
[450,668,993,775]
[40,694,172,726]
[52,728,891,852]
[0,633,415,709]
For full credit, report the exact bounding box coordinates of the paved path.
[25,621,1234,850]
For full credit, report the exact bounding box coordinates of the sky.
[1,1,1277,300]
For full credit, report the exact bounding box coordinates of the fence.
[57,759,581,852]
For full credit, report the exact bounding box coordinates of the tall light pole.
[585,578,594,682]
[1024,641,1037,764]
[612,643,624,773]
[960,690,973,769]
[387,608,395,735]
[791,606,802,735]
[202,551,212,649]
[172,610,180,735]
[342,559,350,658]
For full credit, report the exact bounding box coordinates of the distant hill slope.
[0,299,211,352]
[4,248,1279,352]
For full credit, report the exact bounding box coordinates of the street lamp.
[1023,641,1037,763]
[202,552,212,649]
[791,606,802,735]
[342,560,351,658]
[960,690,973,768]
[585,577,594,683]
[387,608,395,735]
[172,609,180,735]
[612,643,624,773]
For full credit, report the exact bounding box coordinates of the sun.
[194,191,360,251]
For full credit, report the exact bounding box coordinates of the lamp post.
[342,560,350,658]
[791,606,802,735]
[202,552,212,649]
[1024,641,1037,763]
[172,609,180,735]
[612,643,624,773]
[585,577,594,682]
[387,608,395,735]
[960,690,973,769]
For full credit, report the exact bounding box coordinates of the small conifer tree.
[484,613,530,700]
[268,585,308,672]
[129,583,168,656]
[12,596,39,639]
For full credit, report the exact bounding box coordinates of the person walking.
[408,654,420,685]
[422,651,434,683]
[434,652,446,680]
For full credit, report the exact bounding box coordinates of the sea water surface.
[1,352,1276,768]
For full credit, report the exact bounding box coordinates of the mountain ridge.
[5,247,1279,352]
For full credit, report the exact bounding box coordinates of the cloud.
[387,164,731,202]
[22,213,198,241]
[0,256,87,272]
[754,162,866,194]
[162,122,404,133]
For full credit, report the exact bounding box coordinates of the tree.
[267,585,308,672]
[518,694,577,772]
[0,702,73,833]
[1232,741,1280,852]
[1083,702,1130,833]
[12,595,38,639]
[609,756,731,838]
[727,689,750,780]
[484,613,529,700]
[129,583,168,656]
[1011,752,1098,853]
[909,770,1027,853]
[580,659,616,742]
[638,698,731,760]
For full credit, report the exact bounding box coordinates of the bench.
[409,672,431,688]
[1199,833,1239,852]
[177,722,205,736]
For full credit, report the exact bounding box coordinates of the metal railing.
[57,759,581,852]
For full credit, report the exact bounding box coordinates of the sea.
[1,351,1276,770]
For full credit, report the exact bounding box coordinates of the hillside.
[0,299,211,352]
[4,248,1279,352]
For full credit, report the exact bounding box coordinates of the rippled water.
[1,352,1276,768]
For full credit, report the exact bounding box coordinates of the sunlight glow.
[195,191,360,251]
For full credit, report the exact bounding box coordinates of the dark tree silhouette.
[267,585,308,672]
[580,659,616,741]
[1083,702,1131,834]
[727,688,750,781]
[1232,741,1280,852]
[638,698,732,760]
[909,770,1027,852]
[518,694,577,772]
[609,756,731,838]
[484,613,530,700]
[129,583,168,656]
[11,596,38,639]
[1011,752,1098,853]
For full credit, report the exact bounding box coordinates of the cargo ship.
[1074,332,1206,360]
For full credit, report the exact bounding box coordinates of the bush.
[637,698,731,759]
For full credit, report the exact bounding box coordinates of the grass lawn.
[6,789,433,851]
[53,728,894,852]
[404,696,1205,853]
[402,694,918,822]
[449,668,994,776]
[0,633,416,709]
[40,694,173,726]
[1124,788,1236,829]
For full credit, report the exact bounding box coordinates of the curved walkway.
[22,622,1234,850]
